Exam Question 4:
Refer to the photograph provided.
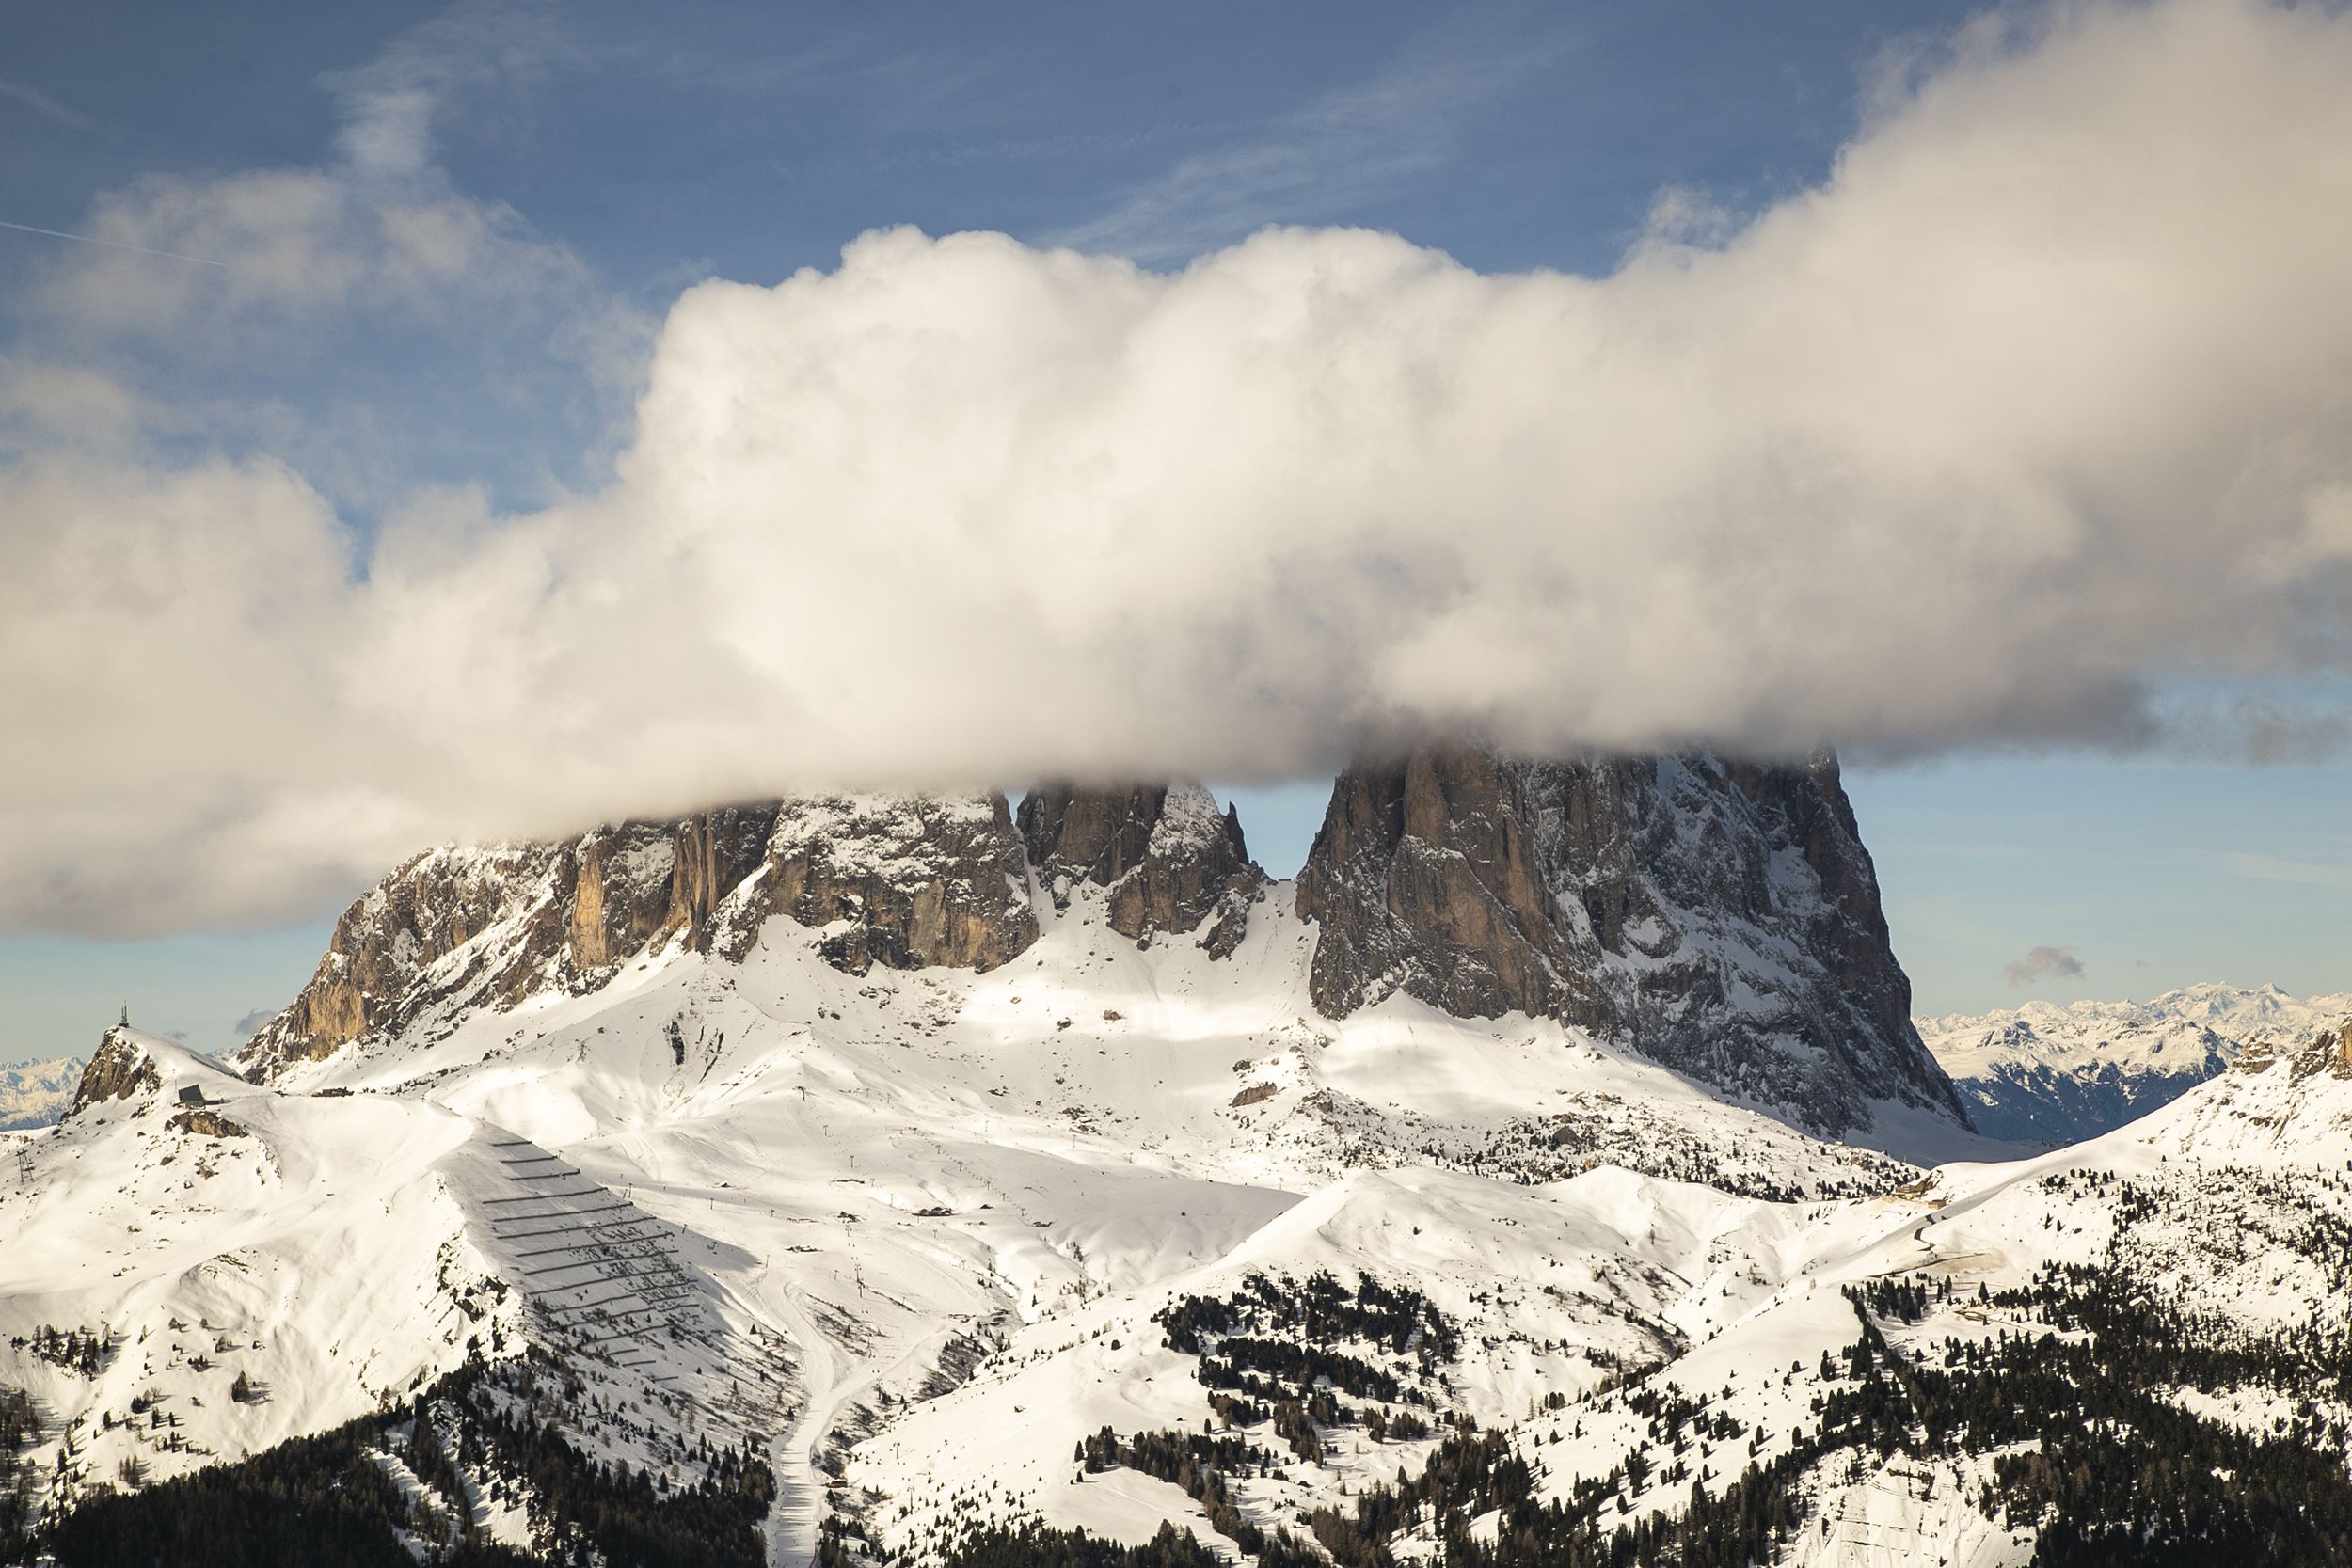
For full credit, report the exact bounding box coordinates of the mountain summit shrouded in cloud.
[6,0,2352,934]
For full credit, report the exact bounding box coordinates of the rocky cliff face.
[66,1028,160,1118]
[1017,784,1264,957]
[1295,749,1963,1135]
[765,795,1038,974]
[241,793,1039,1078]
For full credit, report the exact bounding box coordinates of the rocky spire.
[1017,783,1264,957]
[241,792,1040,1078]
[1295,747,1965,1135]
[67,1028,161,1119]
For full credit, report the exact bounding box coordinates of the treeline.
[1073,1425,1317,1563]
[1158,1271,1456,1364]
[14,1326,110,1380]
[452,1358,772,1568]
[43,1417,507,1568]
[0,1387,42,1564]
[36,1353,773,1568]
[1424,1123,1911,1203]
[956,1256,2352,1568]
[1198,1338,1406,1406]
[937,1521,1224,1568]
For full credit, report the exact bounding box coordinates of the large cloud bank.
[8,0,2352,933]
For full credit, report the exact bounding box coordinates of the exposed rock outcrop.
[2256,1014,2352,1082]
[1295,748,1964,1135]
[166,1106,251,1139]
[66,1028,161,1118]
[1017,784,1264,957]
[766,795,1038,974]
[241,793,1040,1078]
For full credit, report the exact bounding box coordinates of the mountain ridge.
[1919,982,2352,1144]
[239,756,1966,1143]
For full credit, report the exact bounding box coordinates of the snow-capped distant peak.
[0,1054,84,1131]
[1921,984,2352,1145]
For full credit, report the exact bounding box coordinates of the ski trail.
[765,1286,849,1568]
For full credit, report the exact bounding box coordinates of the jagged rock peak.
[240,792,1039,1079]
[1017,784,1265,958]
[66,1027,162,1119]
[1294,747,1965,1135]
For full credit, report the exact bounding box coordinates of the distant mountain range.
[0,1056,83,1131]
[1919,982,2352,1144]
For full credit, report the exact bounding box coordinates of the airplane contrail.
[0,218,229,267]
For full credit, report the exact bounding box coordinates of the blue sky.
[2,0,2347,1062]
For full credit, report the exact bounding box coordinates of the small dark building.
[177,1085,207,1106]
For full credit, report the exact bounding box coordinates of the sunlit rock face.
[65,1028,161,1118]
[239,792,1039,1077]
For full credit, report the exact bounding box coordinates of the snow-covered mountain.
[245,757,1968,1144]
[9,768,2346,1566]
[0,1058,81,1131]
[1920,983,2352,1144]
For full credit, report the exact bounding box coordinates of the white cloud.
[8,0,645,522]
[7,0,2352,934]
[23,0,616,383]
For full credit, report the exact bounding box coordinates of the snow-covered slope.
[3,849,1985,1561]
[1921,983,2352,1144]
[849,1006,2352,1568]
[11,784,2344,1565]
[0,1026,791,1559]
[0,1058,80,1132]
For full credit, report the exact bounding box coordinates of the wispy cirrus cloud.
[1047,23,1560,263]
[0,80,106,135]
[2210,851,2352,892]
